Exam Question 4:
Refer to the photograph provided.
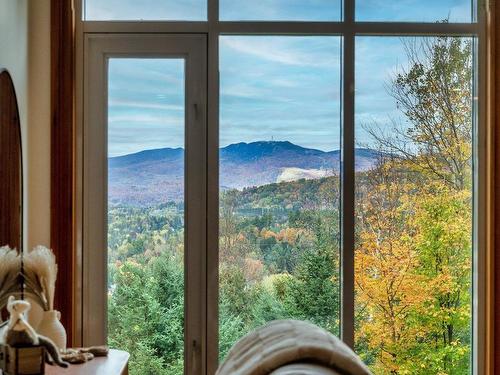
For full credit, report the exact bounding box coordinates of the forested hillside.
[108,142,380,206]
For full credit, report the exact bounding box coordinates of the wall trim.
[50,0,75,346]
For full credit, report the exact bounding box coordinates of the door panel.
[83,34,207,375]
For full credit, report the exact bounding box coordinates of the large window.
[107,58,186,374]
[354,36,474,373]
[78,1,485,374]
[219,35,342,360]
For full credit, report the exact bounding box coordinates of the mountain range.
[108,141,381,206]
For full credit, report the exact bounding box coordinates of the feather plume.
[23,246,58,310]
[0,246,21,304]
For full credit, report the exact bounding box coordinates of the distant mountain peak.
[224,140,315,149]
[220,140,327,162]
[109,146,183,168]
[108,141,383,206]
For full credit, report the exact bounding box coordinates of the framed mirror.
[0,69,23,251]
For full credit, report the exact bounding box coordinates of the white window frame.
[74,1,489,374]
[82,34,208,372]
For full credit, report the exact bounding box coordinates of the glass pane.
[355,37,473,374]
[107,59,185,374]
[84,0,206,20]
[356,0,473,22]
[220,0,341,21]
[218,36,342,361]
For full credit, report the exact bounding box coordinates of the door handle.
[194,103,199,120]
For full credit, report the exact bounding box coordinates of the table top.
[45,349,129,375]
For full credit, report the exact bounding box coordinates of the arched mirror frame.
[0,69,23,253]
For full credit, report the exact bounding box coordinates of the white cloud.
[220,84,267,99]
[108,113,183,125]
[220,37,339,68]
[109,99,183,112]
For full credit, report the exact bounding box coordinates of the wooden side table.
[45,349,129,375]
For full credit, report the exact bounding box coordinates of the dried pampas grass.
[23,246,58,311]
[0,245,59,312]
[0,246,21,306]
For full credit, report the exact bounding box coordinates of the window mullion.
[208,0,218,24]
[472,2,487,369]
[340,0,355,349]
[207,0,220,374]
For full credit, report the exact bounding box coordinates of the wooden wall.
[0,71,22,252]
[51,0,75,345]
[492,1,498,372]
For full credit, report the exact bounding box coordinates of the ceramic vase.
[37,310,67,350]
[26,297,44,330]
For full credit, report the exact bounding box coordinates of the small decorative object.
[23,246,66,350]
[1,345,45,375]
[80,345,109,357]
[23,246,58,313]
[61,346,109,365]
[25,298,44,332]
[36,310,66,351]
[0,296,69,374]
[0,246,22,309]
[0,246,51,314]
[11,246,67,351]
[61,350,93,364]
[0,246,69,372]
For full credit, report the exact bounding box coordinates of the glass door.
[83,34,207,374]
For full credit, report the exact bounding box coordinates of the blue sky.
[102,0,472,156]
[85,0,207,20]
[86,0,471,22]
[220,36,341,152]
[108,59,185,156]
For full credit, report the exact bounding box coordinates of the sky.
[108,59,185,156]
[100,0,472,156]
[85,0,472,22]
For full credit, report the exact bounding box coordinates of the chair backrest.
[216,320,372,375]
[270,363,341,375]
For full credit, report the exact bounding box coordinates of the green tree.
[108,253,184,375]
[284,245,340,334]
[357,36,473,374]
[366,36,472,190]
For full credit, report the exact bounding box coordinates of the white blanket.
[217,320,372,375]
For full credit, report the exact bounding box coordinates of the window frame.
[82,35,208,368]
[73,1,489,374]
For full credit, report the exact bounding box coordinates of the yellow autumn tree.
[356,36,473,374]
[355,157,428,373]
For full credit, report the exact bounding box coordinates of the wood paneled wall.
[51,0,75,346]
[0,71,22,252]
[493,0,500,368]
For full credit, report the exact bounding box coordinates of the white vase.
[37,310,67,350]
[26,297,44,330]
